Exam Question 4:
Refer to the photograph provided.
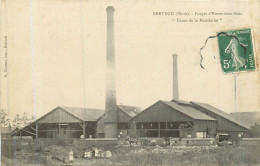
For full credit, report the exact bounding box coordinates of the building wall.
[193,120,217,138]
[131,101,193,123]
[85,122,97,138]
[129,120,217,138]
[96,115,105,137]
[194,107,248,132]
[191,105,250,138]
[38,123,83,139]
[38,107,82,124]
[96,108,133,138]
[251,125,260,138]
[129,122,137,138]
[117,109,132,122]
[129,101,202,138]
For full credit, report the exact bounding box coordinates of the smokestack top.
[172,54,177,58]
[106,6,115,12]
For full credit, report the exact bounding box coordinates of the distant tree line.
[0,109,36,128]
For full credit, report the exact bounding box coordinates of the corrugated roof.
[61,106,105,121]
[191,102,251,129]
[161,100,216,121]
[118,105,142,117]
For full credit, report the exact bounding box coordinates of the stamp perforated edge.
[216,27,258,75]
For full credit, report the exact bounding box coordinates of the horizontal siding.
[38,108,82,124]
[118,109,131,122]
[194,120,217,136]
[133,102,192,122]
[195,107,249,132]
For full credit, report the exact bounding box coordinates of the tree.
[12,114,23,128]
[0,109,10,127]
[21,112,30,127]
[30,113,37,123]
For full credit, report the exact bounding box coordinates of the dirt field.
[2,141,260,166]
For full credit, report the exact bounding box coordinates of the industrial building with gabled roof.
[96,105,142,138]
[129,100,217,138]
[12,104,142,139]
[12,106,104,139]
[190,102,251,138]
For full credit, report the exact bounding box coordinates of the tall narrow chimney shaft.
[104,6,118,138]
[172,54,179,100]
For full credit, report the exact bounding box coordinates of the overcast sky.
[1,0,259,120]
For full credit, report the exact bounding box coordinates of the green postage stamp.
[217,28,256,73]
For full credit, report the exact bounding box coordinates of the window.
[167,122,178,129]
[118,122,129,129]
[160,122,166,129]
[136,122,158,129]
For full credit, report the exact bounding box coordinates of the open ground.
[1,138,260,166]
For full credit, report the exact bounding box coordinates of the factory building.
[12,105,141,139]
[191,102,252,138]
[12,106,104,139]
[127,53,251,139]
[12,101,252,139]
[129,100,217,138]
[128,100,252,139]
[97,105,142,138]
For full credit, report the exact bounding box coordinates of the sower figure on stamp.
[225,37,247,70]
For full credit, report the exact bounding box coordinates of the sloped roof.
[191,102,251,129]
[118,105,142,118]
[12,106,105,136]
[161,100,216,121]
[171,99,190,105]
[230,112,260,126]
[61,106,105,121]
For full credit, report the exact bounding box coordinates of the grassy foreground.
[1,139,260,166]
[108,145,260,166]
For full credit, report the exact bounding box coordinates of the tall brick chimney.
[104,6,118,138]
[172,54,179,100]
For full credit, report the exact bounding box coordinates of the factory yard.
[2,139,260,166]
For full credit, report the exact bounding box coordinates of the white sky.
[0,0,259,120]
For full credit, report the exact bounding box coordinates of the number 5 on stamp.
[217,28,256,73]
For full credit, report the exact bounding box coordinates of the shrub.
[33,139,44,152]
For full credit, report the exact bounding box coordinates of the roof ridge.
[118,105,140,108]
[59,107,84,121]
[60,106,104,110]
[161,100,216,121]
[118,105,142,118]
[191,101,250,129]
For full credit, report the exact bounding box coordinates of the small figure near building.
[69,150,74,162]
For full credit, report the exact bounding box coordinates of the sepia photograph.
[0,0,260,165]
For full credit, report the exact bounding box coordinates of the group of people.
[83,149,112,159]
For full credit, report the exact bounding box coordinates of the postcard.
[1,0,259,165]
